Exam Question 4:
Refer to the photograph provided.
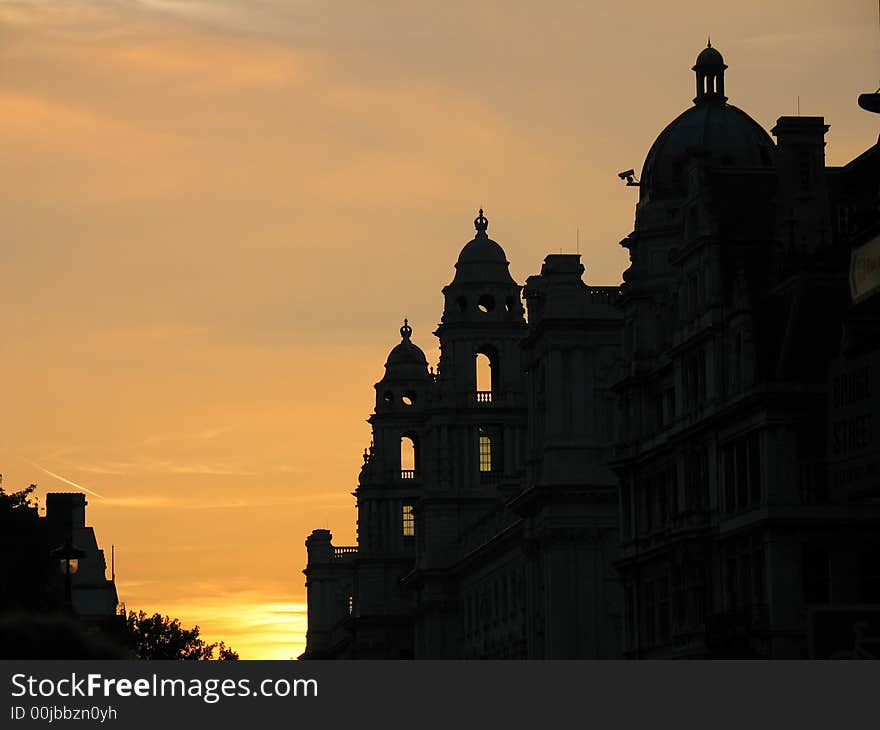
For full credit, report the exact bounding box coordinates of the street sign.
[850,233,880,303]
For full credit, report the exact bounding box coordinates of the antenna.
[111,544,115,581]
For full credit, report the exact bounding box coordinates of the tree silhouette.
[0,481,58,614]
[122,609,239,660]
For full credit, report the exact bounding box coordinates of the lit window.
[402,504,414,537]
[400,435,415,478]
[479,434,493,472]
[476,353,492,393]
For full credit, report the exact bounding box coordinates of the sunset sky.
[0,0,876,659]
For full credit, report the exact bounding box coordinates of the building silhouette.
[45,493,119,623]
[301,42,880,659]
[0,488,121,658]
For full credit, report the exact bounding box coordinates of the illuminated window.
[400,435,415,478]
[476,353,492,393]
[347,595,353,614]
[402,504,414,537]
[475,346,500,404]
[479,433,493,472]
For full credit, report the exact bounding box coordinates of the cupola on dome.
[382,319,429,381]
[639,42,775,203]
[694,42,725,69]
[451,209,517,286]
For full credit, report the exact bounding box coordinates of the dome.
[694,44,725,68]
[640,43,774,202]
[457,236,508,265]
[451,209,517,286]
[382,319,429,381]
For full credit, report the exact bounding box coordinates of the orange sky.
[0,0,877,659]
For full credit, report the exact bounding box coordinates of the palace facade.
[301,43,880,659]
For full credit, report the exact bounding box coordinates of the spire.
[474,208,488,237]
[400,318,412,340]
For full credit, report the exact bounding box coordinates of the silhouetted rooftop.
[382,319,429,381]
[641,45,774,202]
[451,210,517,286]
[694,42,725,69]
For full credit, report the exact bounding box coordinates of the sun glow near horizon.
[115,591,309,660]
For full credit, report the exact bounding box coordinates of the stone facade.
[303,216,622,659]
[301,43,880,659]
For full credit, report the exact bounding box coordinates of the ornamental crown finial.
[474,208,488,236]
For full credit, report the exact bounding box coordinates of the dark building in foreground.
[304,219,622,659]
[301,43,880,659]
[45,493,119,624]
[613,45,880,658]
[0,489,118,627]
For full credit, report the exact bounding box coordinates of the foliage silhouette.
[0,481,59,614]
[122,609,239,660]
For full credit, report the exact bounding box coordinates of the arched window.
[476,353,492,392]
[475,346,498,403]
[400,435,416,479]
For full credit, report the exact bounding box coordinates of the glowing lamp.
[50,539,86,611]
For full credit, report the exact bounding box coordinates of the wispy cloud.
[25,460,106,499]
[73,456,253,478]
[100,493,347,510]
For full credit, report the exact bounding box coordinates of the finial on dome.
[707,36,711,48]
[400,318,412,340]
[474,208,489,236]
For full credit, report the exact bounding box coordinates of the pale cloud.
[100,493,348,510]
[106,37,314,89]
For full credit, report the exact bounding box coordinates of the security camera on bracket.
[618,169,640,187]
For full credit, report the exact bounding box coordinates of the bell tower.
[358,319,431,557]
[412,210,530,657]
[435,210,527,407]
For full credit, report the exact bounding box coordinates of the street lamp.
[50,539,86,613]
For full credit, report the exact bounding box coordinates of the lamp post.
[50,539,86,614]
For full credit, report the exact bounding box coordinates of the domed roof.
[451,209,517,286]
[382,319,429,381]
[640,43,774,202]
[457,236,509,264]
[694,42,725,68]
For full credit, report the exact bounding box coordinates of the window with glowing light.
[479,433,493,472]
[402,504,414,537]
